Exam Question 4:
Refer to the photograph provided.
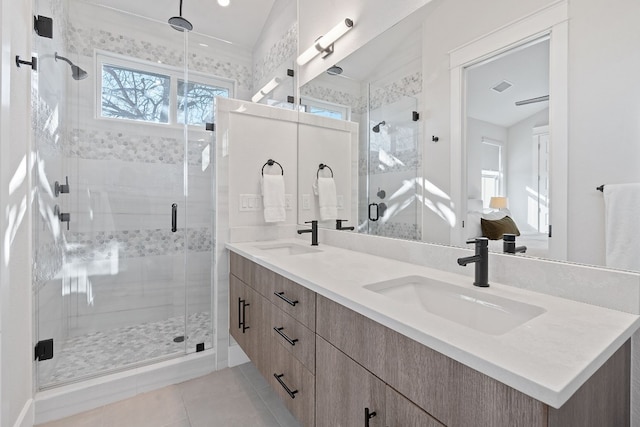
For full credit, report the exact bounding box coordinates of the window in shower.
[300,96,351,120]
[97,51,233,126]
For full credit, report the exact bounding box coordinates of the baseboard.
[228,343,250,367]
[34,350,216,425]
[13,398,34,427]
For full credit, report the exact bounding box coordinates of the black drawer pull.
[274,373,298,399]
[237,297,242,329]
[365,407,377,427]
[274,327,298,346]
[239,298,250,333]
[274,291,298,306]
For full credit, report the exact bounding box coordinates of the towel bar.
[317,163,334,178]
[262,159,284,176]
[597,185,604,192]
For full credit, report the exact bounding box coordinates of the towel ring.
[262,159,284,176]
[317,163,334,178]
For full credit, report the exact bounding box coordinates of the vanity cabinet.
[316,335,442,427]
[316,294,630,427]
[230,252,630,427]
[230,252,316,426]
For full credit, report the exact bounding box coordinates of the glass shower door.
[366,86,421,240]
[33,0,193,389]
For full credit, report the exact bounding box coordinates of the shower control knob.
[54,176,70,196]
[54,204,71,230]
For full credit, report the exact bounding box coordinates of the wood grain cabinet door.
[385,386,444,427]
[316,336,385,427]
[229,274,270,375]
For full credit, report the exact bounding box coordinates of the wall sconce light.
[296,18,354,66]
[251,77,282,103]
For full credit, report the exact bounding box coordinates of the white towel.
[316,177,338,221]
[603,183,640,271]
[261,174,286,223]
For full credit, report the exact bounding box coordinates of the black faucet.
[336,219,354,231]
[457,237,489,287]
[503,233,527,254]
[297,220,318,246]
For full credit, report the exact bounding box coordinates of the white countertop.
[226,239,640,409]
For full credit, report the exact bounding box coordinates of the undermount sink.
[364,275,546,335]
[254,243,321,256]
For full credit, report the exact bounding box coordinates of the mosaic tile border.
[64,227,212,262]
[67,22,252,91]
[68,128,211,166]
[253,23,297,89]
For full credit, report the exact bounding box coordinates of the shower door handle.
[171,203,177,232]
[368,203,379,222]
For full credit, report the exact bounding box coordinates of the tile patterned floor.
[36,363,302,427]
[40,312,212,387]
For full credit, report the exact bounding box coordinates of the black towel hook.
[262,159,284,176]
[317,163,334,178]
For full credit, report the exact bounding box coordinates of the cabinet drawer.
[270,306,315,373]
[269,341,315,427]
[270,273,316,330]
[316,295,386,379]
[252,261,277,298]
[229,252,253,286]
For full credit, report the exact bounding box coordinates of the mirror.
[463,37,552,259]
[297,0,640,273]
[298,6,428,239]
[297,113,358,229]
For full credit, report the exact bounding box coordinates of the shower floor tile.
[40,312,212,388]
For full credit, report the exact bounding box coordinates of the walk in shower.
[365,83,421,240]
[33,0,222,389]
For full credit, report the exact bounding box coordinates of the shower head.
[372,121,386,133]
[327,65,343,76]
[169,0,193,32]
[54,52,88,80]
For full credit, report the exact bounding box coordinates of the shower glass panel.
[33,0,214,389]
[365,84,421,240]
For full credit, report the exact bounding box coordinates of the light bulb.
[218,0,230,6]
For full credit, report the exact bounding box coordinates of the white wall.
[567,0,640,266]
[0,0,35,425]
[507,109,549,234]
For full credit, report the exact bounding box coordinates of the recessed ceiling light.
[218,0,230,6]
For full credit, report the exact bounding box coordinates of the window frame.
[300,96,351,121]
[95,50,235,128]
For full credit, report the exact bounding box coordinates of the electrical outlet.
[302,194,311,210]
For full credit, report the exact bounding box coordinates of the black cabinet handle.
[274,291,298,306]
[365,407,377,427]
[273,373,298,399]
[238,298,250,333]
[171,203,177,232]
[273,327,298,346]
